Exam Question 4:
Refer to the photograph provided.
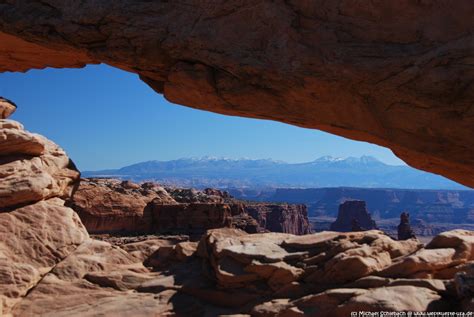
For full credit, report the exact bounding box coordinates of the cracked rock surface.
[0,1,473,187]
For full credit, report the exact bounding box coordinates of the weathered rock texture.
[0,2,473,187]
[68,178,177,233]
[330,200,378,232]
[0,114,89,315]
[69,178,312,235]
[0,119,79,210]
[245,203,312,235]
[8,225,473,316]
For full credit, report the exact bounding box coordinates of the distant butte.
[0,1,473,187]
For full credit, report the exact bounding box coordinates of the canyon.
[0,99,473,315]
[68,178,312,236]
[234,187,474,223]
[0,1,473,188]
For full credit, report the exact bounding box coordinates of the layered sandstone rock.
[152,203,235,235]
[0,2,473,187]
[10,226,469,316]
[245,203,312,235]
[69,178,310,235]
[68,178,176,233]
[0,117,79,210]
[330,200,378,232]
[0,109,90,315]
[3,220,474,315]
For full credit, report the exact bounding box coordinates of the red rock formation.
[68,178,177,233]
[0,108,79,211]
[330,200,378,232]
[0,107,88,314]
[244,203,312,235]
[69,178,310,235]
[0,2,473,187]
[152,203,234,235]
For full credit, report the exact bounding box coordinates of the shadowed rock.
[398,212,417,240]
[0,97,16,119]
[330,200,378,232]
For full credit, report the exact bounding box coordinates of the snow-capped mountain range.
[83,156,468,190]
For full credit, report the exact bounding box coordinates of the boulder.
[379,230,474,278]
[0,199,88,314]
[198,228,422,292]
[0,119,79,210]
[252,286,448,317]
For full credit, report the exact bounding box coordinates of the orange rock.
[0,120,79,209]
[0,3,473,186]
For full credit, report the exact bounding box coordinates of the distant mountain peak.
[83,155,466,190]
[313,155,343,162]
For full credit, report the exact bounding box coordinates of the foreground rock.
[1,3,473,187]
[70,178,312,235]
[0,110,91,315]
[0,199,88,313]
[7,228,472,316]
[330,200,378,232]
[0,118,79,210]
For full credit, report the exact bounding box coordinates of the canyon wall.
[68,178,312,235]
[253,187,474,223]
[330,200,378,232]
[244,203,312,235]
[0,1,473,187]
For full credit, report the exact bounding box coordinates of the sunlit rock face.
[0,106,88,314]
[68,178,311,235]
[0,1,473,187]
[0,111,79,211]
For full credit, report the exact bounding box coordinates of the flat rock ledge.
[2,227,472,316]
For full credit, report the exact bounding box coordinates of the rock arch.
[0,1,473,186]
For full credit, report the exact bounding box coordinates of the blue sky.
[0,64,405,171]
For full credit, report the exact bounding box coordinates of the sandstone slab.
[0,199,88,314]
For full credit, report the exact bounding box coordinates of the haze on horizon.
[2,64,406,171]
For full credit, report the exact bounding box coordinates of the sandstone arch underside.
[0,1,473,187]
